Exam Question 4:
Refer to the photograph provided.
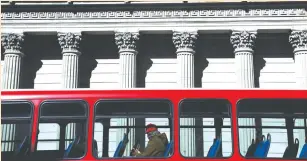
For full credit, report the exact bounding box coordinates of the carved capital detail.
[230,31,257,52]
[115,32,139,51]
[57,32,82,53]
[172,31,198,51]
[1,33,24,54]
[289,30,307,52]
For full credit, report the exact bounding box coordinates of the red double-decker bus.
[1,89,307,161]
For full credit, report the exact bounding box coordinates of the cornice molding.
[2,8,307,20]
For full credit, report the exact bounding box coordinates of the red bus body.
[1,89,307,161]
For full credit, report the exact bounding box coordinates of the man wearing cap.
[131,123,169,157]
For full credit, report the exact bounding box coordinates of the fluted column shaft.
[231,30,257,155]
[62,53,80,88]
[115,32,139,156]
[173,31,198,157]
[177,49,195,88]
[1,33,25,152]
[289,30,307,152]
[235,52,254,88]
[58,32,82,147]
[118,49,137,88]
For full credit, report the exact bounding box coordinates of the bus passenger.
[131,124,168,157]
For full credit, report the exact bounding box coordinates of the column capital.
[1,33,24,56]
[57,32,82,54]
[172,31,198,53]
[115,32,139,52]
[230,30,257,53]
[289,30,307,53]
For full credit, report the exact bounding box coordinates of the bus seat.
[15,136,30,156]
[164,140,173,157]
[254,134,271,158]
[207,138,222,157]
[93,139,98,158]
[283,138,299,159]
[113,141,124,157]
[63,137,81,158]
[299,143,307,158]
[245,139,257,157]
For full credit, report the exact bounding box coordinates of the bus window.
[179,99,232,158]
[1,101,33,160]
[35,100,88,159]
[237,99,307,159]
[93,99,173,159]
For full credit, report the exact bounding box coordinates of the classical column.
[289,30,307,88]
[57,32,82,147]
[230,30,257,88]
[230,30,257,155]
[173,31,198,157]
[57,32,82,88]
[1,33,24,89]
[1,33,24,151]
[289,30,307,152]
[114,32,139,156]
[115,32,139,88]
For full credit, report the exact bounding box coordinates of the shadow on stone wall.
[79,34,117,88]
[136,54,153,88]
[19,34,45,88]
[136,33,175,87]
[253,55,266,88]
[1,46,4,61]
[198,33,234,58]
[253,33,293,88]
[194,33,233,88]
[139,33,176,59]
[79,54,98,88]
[255,33,293,58]
[194,52,209,88]
[87,34,118,59]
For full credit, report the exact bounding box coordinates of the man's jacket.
[136,133,169,157]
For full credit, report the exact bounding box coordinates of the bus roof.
[1,88,306,101]
[1,88,307,92]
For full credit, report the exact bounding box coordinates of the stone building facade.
[1,1,307,158]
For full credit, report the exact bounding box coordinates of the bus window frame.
[236,98,307,160]
[36,99,89,160]
[178,98,234,159]
[1,100,34,153]
[93,98,174,159]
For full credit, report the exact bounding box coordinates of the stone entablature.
[2,5,307,33]
[2,9,307,20]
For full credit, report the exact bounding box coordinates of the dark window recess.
[1,102,32,118]
[238,99,307,118]
[40,101,87,117]
[180,99,230,118]
[95,100,171,116]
